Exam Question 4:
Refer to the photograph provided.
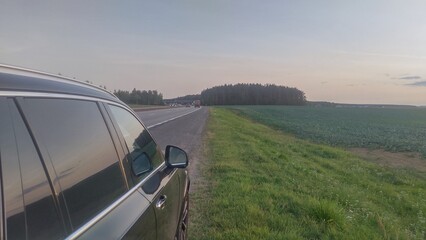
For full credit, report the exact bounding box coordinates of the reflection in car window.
[108,105,163,181]
[0,99,26,240]
[9,100,65,240]
[24,99,127,229]
[0,99,66,239]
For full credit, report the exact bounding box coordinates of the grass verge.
[190,108,426,239]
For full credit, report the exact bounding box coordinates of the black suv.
[0,65,190,240]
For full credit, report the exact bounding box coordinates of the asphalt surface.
[137,107,201,129]
[136,107,209,183]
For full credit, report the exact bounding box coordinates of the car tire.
[175,195,189,240]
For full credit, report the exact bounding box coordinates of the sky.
[1,0,426,105]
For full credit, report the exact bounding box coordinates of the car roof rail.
[0,63,117,99]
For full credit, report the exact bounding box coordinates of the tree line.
[173,94,201,101]
[201,83,306,105]
[113,88,164,105]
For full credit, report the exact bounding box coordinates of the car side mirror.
[165,145,188,168]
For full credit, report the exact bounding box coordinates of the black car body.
[0,65,190,240]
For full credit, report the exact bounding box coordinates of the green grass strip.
[190,108,426,240]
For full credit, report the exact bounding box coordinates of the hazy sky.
[1,1,426,104]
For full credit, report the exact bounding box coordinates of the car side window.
[108,105,163,182]
[0,99,66,240]
[23,98,127,229]
[0,99,26,240]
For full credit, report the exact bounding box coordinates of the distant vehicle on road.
[193,100,201,108]
[0,64,190,240]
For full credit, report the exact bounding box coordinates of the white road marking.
[146,107,201,129]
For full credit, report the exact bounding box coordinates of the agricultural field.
[190,108,426,239]
[228,105,426,157]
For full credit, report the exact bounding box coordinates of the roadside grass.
[189,108,426,239]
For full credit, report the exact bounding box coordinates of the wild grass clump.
[308,199,345,230]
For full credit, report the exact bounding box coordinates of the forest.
[113,88,164,105]
[201,83,306,105]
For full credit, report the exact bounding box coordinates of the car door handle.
[156,195,167,209]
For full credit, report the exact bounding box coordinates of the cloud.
[393,74,426,86]
[336,50,426,60]
[398,75,422,80]
[406,81,426,86]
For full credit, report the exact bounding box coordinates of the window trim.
[0,91,116,102]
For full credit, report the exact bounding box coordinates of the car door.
[106,104,182,240]
[17,97,157,239]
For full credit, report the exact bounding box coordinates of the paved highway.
[137,107,201,129]
[136,107,209,184]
